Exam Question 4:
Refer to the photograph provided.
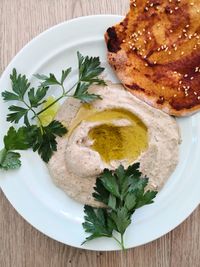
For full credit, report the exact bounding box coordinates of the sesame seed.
[149,37,152,40]
[150,3,154,7]
[184,74,188,77]
[145,7,149,11]
[181,51,184,55]
[185,24,190,28]
[174,47,177,51]
[190,77,194,80]
[174,94,177,97]
[194,33,197,36]
[148,31,151,35]
[190,3,194,6]
[198,96,200,100]
[170,10,173,14]
[179,80,182,84]
[145,63,148,66]
[175,7,179,10]
[157,47,161,51]
[194,92,197,95]
[154,61,157,64]
[168,51,172,55]
[183,29,187,33]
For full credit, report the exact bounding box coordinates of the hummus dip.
[48,83,180,207]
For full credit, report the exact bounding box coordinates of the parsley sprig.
[33,52,105,118]
[82,163,158,250]
[0,52,105,170]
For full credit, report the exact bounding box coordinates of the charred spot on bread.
[106,27,121,53]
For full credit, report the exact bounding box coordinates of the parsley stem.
[32,82,78,120]
[61,84,65,95]
[112,235,125,250]
[112,236,121,247]
[22,100,44,132]
[64,82,78,95]
[22,100,41,124]
[120,234,125,250]
[32,95,63,119]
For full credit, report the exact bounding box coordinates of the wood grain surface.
[0,1,200,266]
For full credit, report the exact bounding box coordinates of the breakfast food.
[105,0,200,116]
[48,83,180,207]
[0,8,187,248]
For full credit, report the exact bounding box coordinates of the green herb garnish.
[0,52,106,170]
[0,148,21,170]
[82,163,157,250]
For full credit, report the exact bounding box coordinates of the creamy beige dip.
[48,83,180,207]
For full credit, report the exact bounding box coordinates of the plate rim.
[0,14,200,251]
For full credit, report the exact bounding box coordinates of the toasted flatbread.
[105,0,200,116]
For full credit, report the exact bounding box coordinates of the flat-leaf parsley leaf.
[82,163,158,250]
[0,52,105,170]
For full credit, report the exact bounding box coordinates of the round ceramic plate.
[0,15,200,251]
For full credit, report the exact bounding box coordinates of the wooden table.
[0,1,200,266]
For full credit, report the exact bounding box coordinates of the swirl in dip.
[48,83,180,207]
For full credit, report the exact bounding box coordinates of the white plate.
[0,15,200,251]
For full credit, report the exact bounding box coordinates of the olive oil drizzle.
[69,105,148,163]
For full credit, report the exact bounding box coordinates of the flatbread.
[105,0,200,116]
